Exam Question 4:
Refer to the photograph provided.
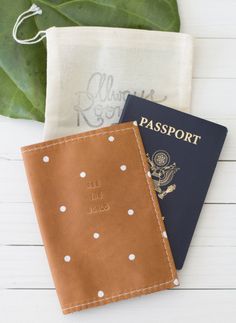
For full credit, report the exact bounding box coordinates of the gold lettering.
[138,116,202,145]
[139,117,148,127]
[192,135,202,145]
[167,126,176,136]
[184,132,193,143]
[146,120,154,130]
[154,122,161,132]
[175,129,185,140]
[160,124,168,134]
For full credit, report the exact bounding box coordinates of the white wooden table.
[1,1,236,322]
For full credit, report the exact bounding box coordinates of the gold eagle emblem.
[147,150,180,200]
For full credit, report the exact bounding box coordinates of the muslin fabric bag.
[13,4,193,140]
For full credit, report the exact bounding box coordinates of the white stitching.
[63,279,173,312]
[22,124,176,312]
[61,126,175,312]
[21,128,134,153]
[132,128,174,280]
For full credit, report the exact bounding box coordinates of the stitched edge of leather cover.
[21,122,178,314]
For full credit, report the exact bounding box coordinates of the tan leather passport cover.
[21,122,178,314]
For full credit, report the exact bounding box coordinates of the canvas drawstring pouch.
[13,4,193,140]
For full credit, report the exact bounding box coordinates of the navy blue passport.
[119,95,227,269]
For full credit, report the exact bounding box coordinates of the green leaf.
[0,0,180,122]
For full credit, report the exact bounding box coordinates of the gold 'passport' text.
[139,116,202,145]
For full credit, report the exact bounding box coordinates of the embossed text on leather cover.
[21,122,178,314]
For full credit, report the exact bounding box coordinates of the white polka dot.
[93,232,100,239]
[128,254,136,261]
[80,171,86,178]
[162,231,168,238]
[43,156,49,163]
[59,205,66,213]
[173,279,179,286]
[64,255,71,262]
[108,136,115,142]
[120,165,127,171]
[133,121,138,126]
[98,290,104,298]
[147,171,151,178]
[128,209,134,216]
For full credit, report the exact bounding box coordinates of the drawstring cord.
[12,4,46,44]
